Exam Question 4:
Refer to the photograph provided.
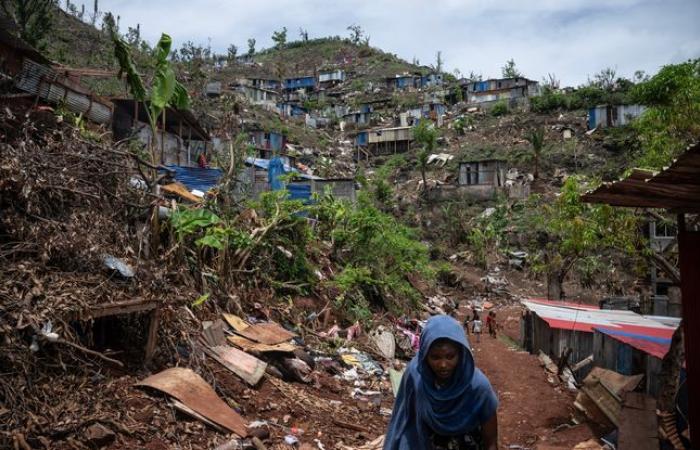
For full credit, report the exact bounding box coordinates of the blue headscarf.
[384,315,498,450]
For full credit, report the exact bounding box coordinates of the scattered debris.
[102,254,135,278]
[137,367,249,436]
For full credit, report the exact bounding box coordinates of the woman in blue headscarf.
[384,315,498,450]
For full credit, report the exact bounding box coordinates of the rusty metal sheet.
[222,313,297,345]
[137,367,248,437]
[205,345,267,386]
[227,335,296,353]
[239,322,297,345]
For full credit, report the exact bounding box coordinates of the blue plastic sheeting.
[268,157,286,191]
[245,157,320,180]
[163,165,223,192]
[269,133,284,151]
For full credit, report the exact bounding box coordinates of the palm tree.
[525,127,545,179]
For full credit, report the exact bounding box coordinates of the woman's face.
[426,339,460,383]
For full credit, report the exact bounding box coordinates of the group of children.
[463,308,498,343]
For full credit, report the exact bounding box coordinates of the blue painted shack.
[278,102,307,118]
[420,73,443,88]
[588,104,646,129]
[386,74,420,91]
[284,76,316,91]
[250,130,287,151]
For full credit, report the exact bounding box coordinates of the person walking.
[471,311,482,344]
[383,315,498,450]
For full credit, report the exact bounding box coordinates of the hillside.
[2,6,695,449]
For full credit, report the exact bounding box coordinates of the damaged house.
[111,99,210,167]
[1,16,112,124]
[238,85,280,107]
[354,126,413,158]
[465,77,540,109]
[457,159,531,200]
[284,75,316,92]
[386,73,421,91]
[318,69,346,88]
[588,104,646,129]
[342,103,373,127]
[521,298,680,395]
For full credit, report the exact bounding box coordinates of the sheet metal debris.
[137,367,248,436]
[102,255,135,278]
[223,313,297,345]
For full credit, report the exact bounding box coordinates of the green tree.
[1,0,54,49]
[631,59,700,168]
[247,38,256,57]
[271,27,287,49]
[453,84,464,103]
[111,31,190,173]
[501,58,521,78]
[525,178,640,299]
[413,120,438,193]
[524,127,546,179]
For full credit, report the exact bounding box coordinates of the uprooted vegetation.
[0,108,436,447]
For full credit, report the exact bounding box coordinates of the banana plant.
[112,31,190,168]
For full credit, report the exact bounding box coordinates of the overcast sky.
[86,0,699,86]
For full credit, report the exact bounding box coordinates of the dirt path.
[467,307,598,449]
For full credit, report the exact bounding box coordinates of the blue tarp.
[268,156,286,191]
[163,165,223,192]
[245,157,320,180]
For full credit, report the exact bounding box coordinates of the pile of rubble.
[0,108,419,449]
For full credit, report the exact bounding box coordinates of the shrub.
[491,101,508,117]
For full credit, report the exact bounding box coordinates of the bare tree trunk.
[547,272,563,300]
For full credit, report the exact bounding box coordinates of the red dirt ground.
[468,305,599,449]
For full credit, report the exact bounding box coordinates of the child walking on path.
[472,312,482,344]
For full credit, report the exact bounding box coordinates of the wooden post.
[178,120,183,166]
[677,213,699,448]
[144,308,160,365]
[187,127,192,166]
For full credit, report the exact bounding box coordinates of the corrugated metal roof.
[523,299,677,336]
[595,327,673,359]
[163,165,222,193]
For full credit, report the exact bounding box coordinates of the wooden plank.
[89,300,158,318]
[227,335,296,353]
[144,309,160,364]
[618,393,658,450]
[137,367,248,437]
[222,313,249,332]
[204,345,267,386]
